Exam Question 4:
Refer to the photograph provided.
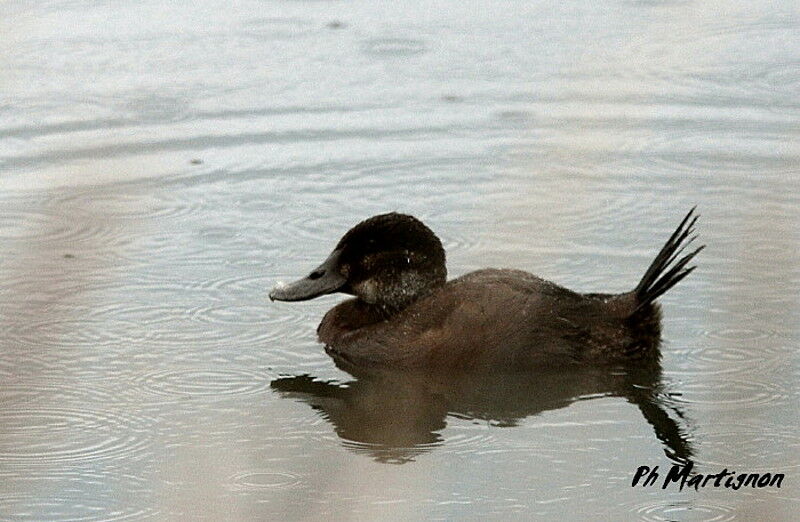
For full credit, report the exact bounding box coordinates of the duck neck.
[366,277,444,319]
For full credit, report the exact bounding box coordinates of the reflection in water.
[272,358,692,465]
[2,0,799,518]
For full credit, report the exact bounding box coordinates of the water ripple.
[693,422,800,472]
[361,38,428,57]
[0,494,157,522]
[189,304,274,326]
[4,125,456,171]
[442,431,499,449]
[129,368,271,400]
[0,208,128,247]
[226,470,302,492]
[185,273,278,293]
[0,467,156,521]
[629,500,735,522]
[670,324,787,376]
[3,318,143,349]
[701,326,779,343]
[666,379,787,409]
[0,407,153,464]
[52,190,205,221]
[673,344,783,376]
[0,380,119,408]
[0,384,51,408]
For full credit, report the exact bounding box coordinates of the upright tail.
[633,207,704,311]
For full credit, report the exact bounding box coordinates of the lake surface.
[1,0,799,520]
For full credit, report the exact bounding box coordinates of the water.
[1,0,799,519]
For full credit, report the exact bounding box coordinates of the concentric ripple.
[3,318,142,349]
[629,501,735,522]
[673,343,785,377]
[185,273,278,293]
[701,326,779,343]
[0,407,153,464]
[0,206,129,247]
[188,304,272,326]
[51,190,205,221]
[0,380,119,408]
[226,470,302,492]
[129,368,271,400]
[692,422,800,471]
[665,379,787,409]
[1,0,799,515]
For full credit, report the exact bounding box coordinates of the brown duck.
[270,209,703,371]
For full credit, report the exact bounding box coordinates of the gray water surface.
[1,1,799,520]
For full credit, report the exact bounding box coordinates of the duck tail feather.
[633,207,704,312]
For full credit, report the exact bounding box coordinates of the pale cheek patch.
[353,279,379,304]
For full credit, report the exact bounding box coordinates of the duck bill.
[269,250,346,302]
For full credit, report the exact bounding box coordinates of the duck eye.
[309,269,325,280]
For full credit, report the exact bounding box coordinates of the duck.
[269,209,703,371]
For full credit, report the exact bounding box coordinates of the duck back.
[318,269,659,371]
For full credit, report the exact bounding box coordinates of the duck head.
[269,213,447,314]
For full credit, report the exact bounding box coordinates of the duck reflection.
[271,361,692,464]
